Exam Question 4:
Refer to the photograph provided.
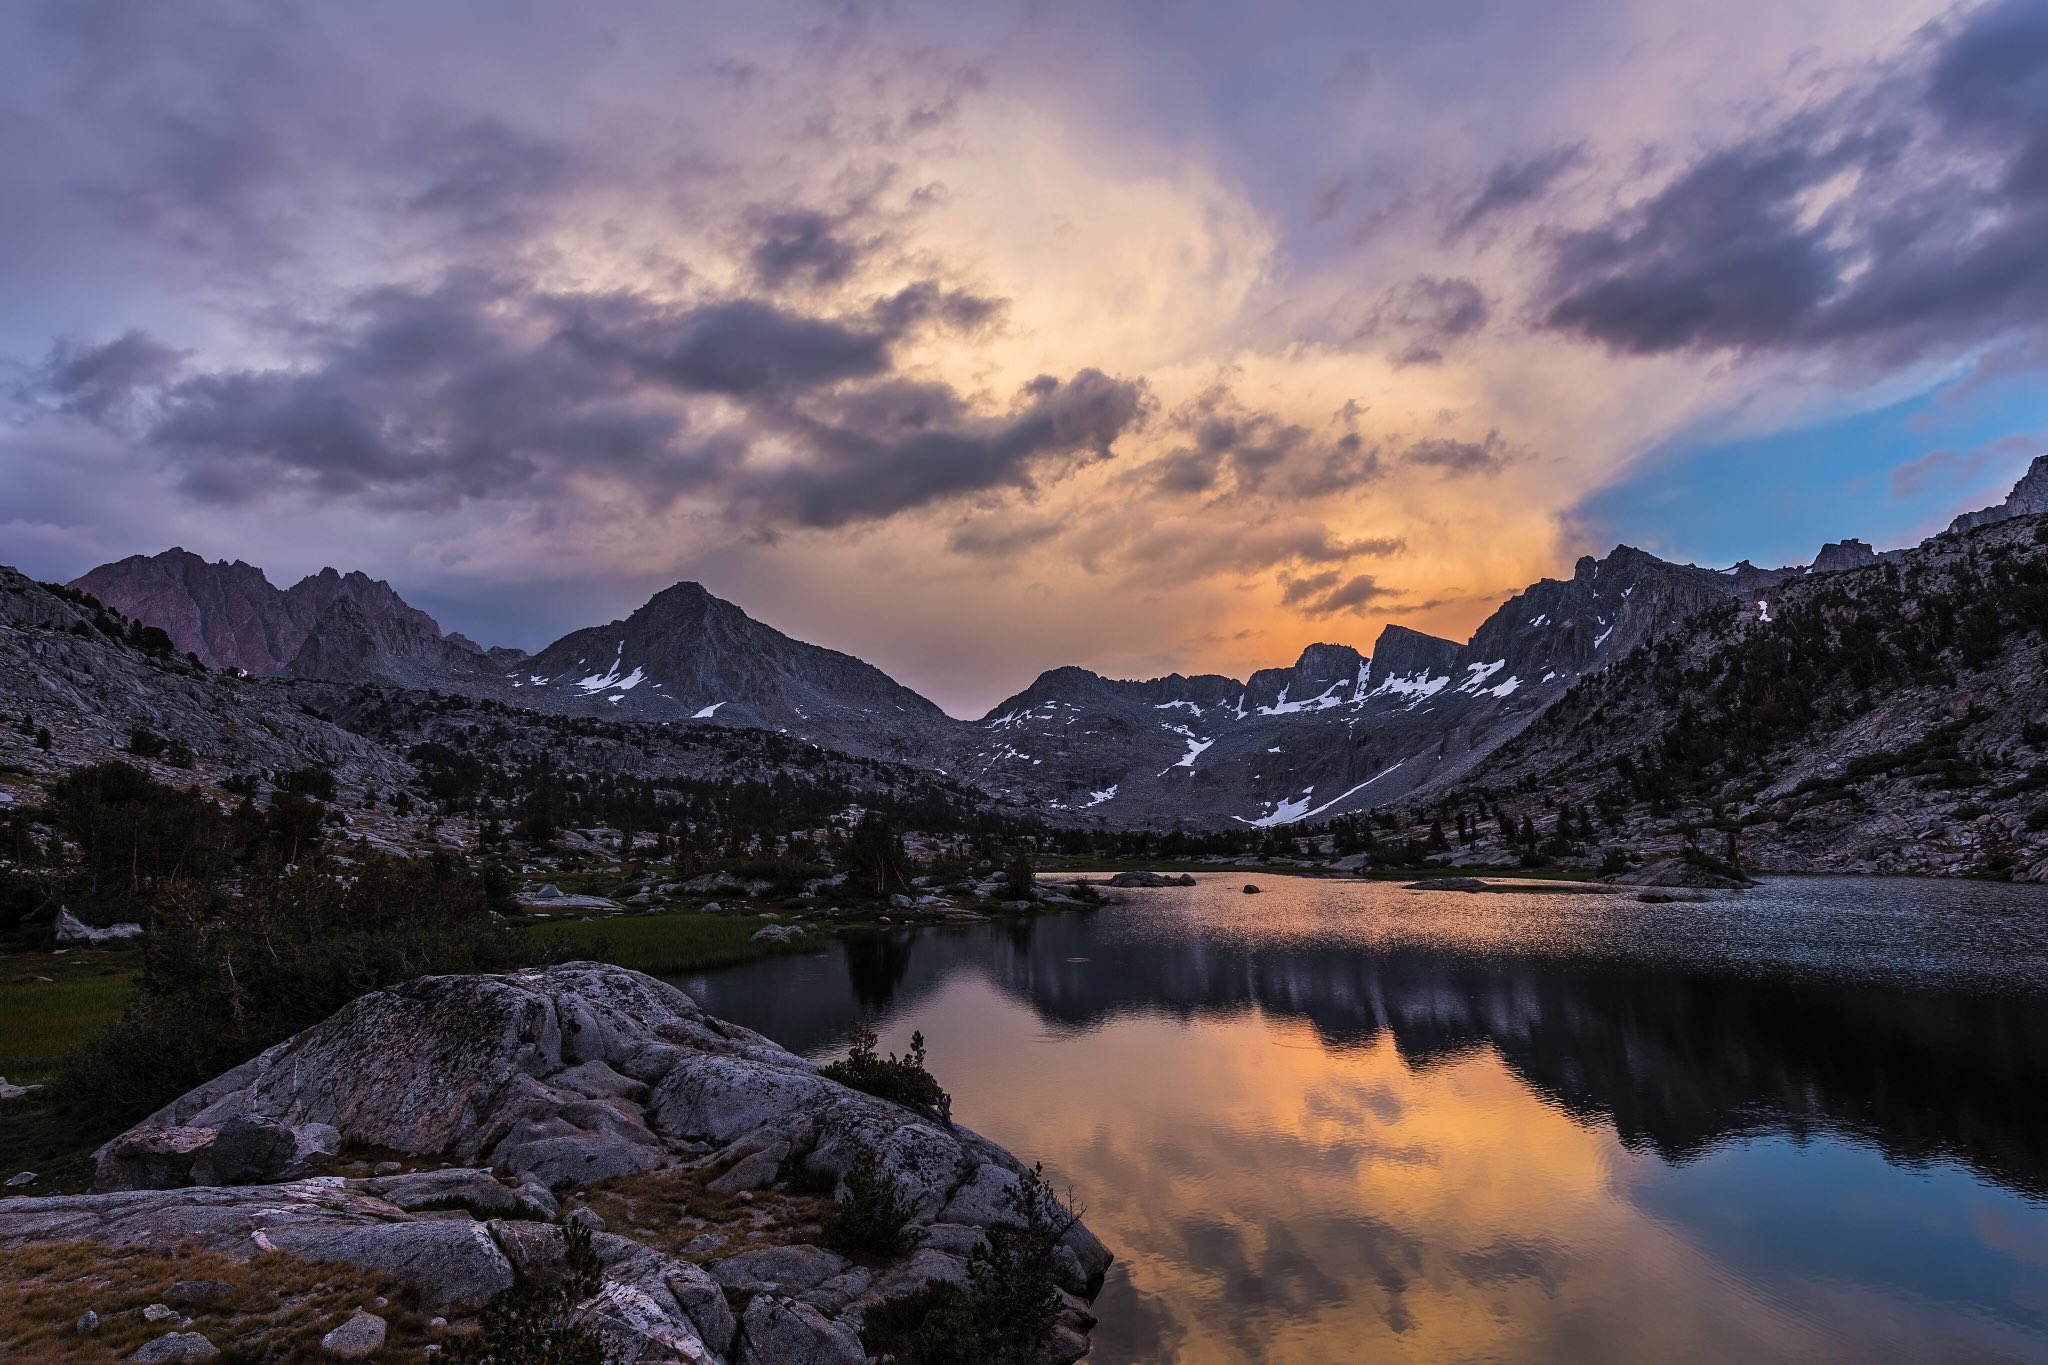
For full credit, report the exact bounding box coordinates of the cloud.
[32,271,1142,529]
[1889,433,2040,497]
[747,206,869,289]
[1147,388,1387,497]
[1541,0,2048,367]
[17,331,184,422]
[1445,143,1584,240]
[1280,570,1397,616]
[1355,275,1491,364]
[1405,431,1513,476]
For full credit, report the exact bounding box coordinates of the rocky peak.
[71,549,453,676]
[1369,624,1461,684]
[286,598,494,688]
[1811,538,1879,574]
[1948,454,2048,533]
[1246,642,1367,711]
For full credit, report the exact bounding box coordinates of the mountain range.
[45,455,2048,853]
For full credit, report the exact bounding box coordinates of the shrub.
[821,1146,920,1258]
[1001,854,1036,901]
[443,1217,606,1364]
[912,1164,1077,1365]
[821,1021,951,1123]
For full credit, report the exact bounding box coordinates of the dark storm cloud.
[31,272,1141,527]
[745,368,1145,528]
[19,331,184,421]
[1405,431,1512,475]
[1542,0,2048,365]
[747,207,867,288]
[1445,142,1584,240]
[402,117,580,240]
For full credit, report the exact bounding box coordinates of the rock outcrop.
[1810,538,1879,574]
[1947,453,2048,534]
[2,963,1110,1362]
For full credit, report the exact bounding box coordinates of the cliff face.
[1948,454,2048,533]
[71,549,447,675]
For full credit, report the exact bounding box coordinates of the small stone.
[126,1333,220,1363]
[372,1160,403,1176]
[143,1303,179,1323]
[76,1309,99,1334]
[372,1295,388,1308]
[565,1205,606,1233]
[1241,883,1261,894]
[5,1170,36,1186]
[164,1280,231,1306]
[319,1311,388,1359]
[429,1317,447,1329]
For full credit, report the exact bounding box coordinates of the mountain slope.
[1420,511,2048,879]
[71,549,454,676]
[285,580,956,764]
[961,542,1762,826]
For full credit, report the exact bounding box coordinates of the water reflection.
[678,876,2048,1362]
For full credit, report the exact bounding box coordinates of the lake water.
[674,874,2048,1363]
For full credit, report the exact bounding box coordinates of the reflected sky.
[679,875,2048,1362]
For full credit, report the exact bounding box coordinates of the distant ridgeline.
[9,454,2048,878]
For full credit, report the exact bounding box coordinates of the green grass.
[0,951,137,1082]
[524,909,812,975]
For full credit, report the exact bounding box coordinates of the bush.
[821,1145,920,1258]
[2026,806,2048,832]
[443,1217,606,1364]
[821,1021,951,1123]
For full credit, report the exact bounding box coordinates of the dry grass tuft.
[581,1166,834,1263]
[0,1239,441,1362]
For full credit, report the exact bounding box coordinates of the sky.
[3,0,2047,716]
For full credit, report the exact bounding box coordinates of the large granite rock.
[6,963,1110,1362]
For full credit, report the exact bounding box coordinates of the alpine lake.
[673,873,2048,1364]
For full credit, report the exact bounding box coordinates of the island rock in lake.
[0,963,1111,1362]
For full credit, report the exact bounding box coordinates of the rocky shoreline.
[0,963,1111,1362]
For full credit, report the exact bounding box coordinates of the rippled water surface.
[675,875,2048,1363]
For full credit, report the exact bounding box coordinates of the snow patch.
[1233,760,1407,826]
[692,702,727,719]
[576,642,634,693]
[1456,660,1506,693]
[1371,670,1449,704]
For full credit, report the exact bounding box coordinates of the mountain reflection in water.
[677,875,2048,1363]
